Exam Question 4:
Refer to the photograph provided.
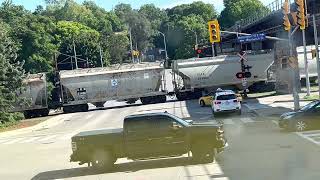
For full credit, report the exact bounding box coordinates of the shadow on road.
[31,157,215,180]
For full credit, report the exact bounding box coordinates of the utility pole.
[302,29,311,96]
[159,31,168,60]
[73,39,78,69]
[129,28,134,63]
[284,0,300,110]
[312,7,320,98]
[99,45,104,67]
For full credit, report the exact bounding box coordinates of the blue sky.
[0,0,273,12]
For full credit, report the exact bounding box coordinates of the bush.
[0,112,24,126]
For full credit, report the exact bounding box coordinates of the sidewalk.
[244,92,318,117]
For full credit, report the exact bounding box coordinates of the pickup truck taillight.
[216,129,224,138]
[71,142,77,151]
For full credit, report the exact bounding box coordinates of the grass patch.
[303,95,320,101]
[0,116,49,133]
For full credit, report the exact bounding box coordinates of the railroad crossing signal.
[208,20,221,43]
[236,72,252,79]
[296,0,306,30]
[282,0,291,31]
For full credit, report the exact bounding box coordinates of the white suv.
[211,90,241,115]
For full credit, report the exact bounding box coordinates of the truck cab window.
[125,117,152,132]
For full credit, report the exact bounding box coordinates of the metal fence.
[227,0,293,32]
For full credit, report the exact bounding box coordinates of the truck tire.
[192,148,214,163]
[92,149,116,171]
[192,142,215,163]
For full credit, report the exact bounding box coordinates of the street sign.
[237,33,266,43]
[242,78,248,86]
[238,51,247,62]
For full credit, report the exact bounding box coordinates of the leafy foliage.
[0,21,25,122]
[219,0,267,28]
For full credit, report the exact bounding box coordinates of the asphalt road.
[1,100,320,180]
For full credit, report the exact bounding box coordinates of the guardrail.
[226,0,293,32]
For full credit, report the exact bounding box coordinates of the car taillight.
[233,100,238,103]
[215,101,221,104]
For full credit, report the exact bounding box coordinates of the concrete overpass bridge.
[220,0,320,52]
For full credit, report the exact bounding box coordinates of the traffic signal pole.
[302,29,311,96]
[211,43,215,57]
[312,14,320,98]
[288,28,301,111]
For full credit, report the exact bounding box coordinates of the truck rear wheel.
[92,150,116,171]
[192,143,215,163]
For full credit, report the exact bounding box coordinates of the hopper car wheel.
[23,111,32,119]
[158,95,167,103]
[81,104,89,112]
[39,109,49,117]
[141,97,151,105]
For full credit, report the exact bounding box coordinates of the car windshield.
[217,94,236,100]
[300,101,319,111]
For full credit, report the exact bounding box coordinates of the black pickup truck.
[70,112,227,169]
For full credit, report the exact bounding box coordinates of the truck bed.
[74,128,123,137]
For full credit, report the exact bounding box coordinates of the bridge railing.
[226,0,293,32]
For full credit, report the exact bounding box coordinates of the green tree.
[106,33,129,64]
[219,0,267,28]
[163,2,217,59]
[0,21,25,123]
[55,21,109,69]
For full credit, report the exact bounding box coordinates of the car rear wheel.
[200,100,205,107]
[294,120,307,132]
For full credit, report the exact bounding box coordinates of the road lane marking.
[296,132,320,145]
[0,139,10,143]
[301,130,320,135]
[222,119,234,125]
[38,135,58,142]
[3,138,25,144]
[20,137,42,143]
[240,117,254,123]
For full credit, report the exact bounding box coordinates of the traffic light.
[296,0,306,30]
[282,0,291,31]
[208,20,221,43]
